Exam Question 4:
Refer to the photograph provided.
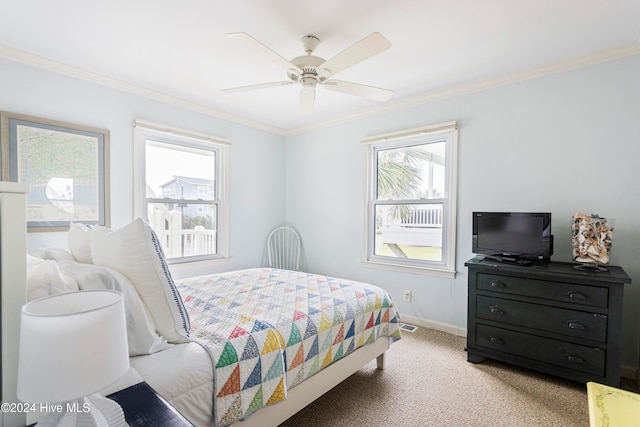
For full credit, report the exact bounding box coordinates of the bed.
[0,182,30,427]
[17,217,401,427]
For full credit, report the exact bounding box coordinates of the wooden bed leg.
[376,352,386,370]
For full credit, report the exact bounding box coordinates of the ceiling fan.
[222,32,394,113]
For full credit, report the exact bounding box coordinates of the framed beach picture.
[1,112,110,231]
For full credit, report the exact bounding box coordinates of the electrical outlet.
[403,289,412,302]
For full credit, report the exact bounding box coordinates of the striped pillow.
[91,218,190,343]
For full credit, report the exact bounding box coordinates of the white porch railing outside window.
[149,206,216,259]
[381,205,443,247]
[400,206,443,228]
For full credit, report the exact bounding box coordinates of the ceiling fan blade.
[228,32,302,73]
[323,80,394,102]
[300,85,315,113]
[318,32,391,77]
[221,81,294,93]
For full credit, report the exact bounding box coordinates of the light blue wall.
[2,53,639,371]
[0,58,287,277]
[285,55,640,369]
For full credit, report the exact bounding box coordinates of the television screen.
[472,212,552,262]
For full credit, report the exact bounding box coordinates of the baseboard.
[399,312,639,384]
[621,364,638,381]
[398,313,466,337]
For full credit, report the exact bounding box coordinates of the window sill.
[167,255,229,265]
[168,257,230,280]
[361,259,456,278]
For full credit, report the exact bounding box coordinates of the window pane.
[376,142,445,201]
[145,140,216,200]
[147,202,217,259]
[374,203,443,262]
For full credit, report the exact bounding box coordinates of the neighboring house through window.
[134,120,230,263]
[363,121,458,277]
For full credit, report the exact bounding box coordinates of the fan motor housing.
[288,55,324,84]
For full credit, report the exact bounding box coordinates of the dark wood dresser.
[465,256,631,387]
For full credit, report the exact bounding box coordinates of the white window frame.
[363,121,458,278]
[133,120,230,264]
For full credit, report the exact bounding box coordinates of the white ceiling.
[1,0,639,134]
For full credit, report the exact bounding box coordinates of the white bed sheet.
[129,342,214,427]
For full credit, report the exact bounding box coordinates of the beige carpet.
[279,326,638,427]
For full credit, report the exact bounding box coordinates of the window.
[363,121,458,277]
[134,121,230,263]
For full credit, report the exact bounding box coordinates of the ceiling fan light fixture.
[224,31,394,111]
[300,76,318,87]
[300,85,315,113]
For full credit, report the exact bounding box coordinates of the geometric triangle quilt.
[177,268,401,427]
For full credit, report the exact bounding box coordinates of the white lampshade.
[17,290,130,404]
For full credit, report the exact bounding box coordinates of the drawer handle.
[567,321,586,330]
[568,292,587,301]
[489,335,504,345]
[566,355,585,364]
[490,280,506,289]
[489,305,505,315]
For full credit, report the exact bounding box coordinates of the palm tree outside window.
[364,122,458,277]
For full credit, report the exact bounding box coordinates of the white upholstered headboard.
[0,182,29,427]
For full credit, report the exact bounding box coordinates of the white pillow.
[57,259,172,356]
[91,218,190,344]
[26,254,79,301]
[29,247,76,262]
[67,222,94,264]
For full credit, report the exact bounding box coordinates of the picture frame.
[1,112,110,232]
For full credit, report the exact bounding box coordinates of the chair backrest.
[267,226,301,270]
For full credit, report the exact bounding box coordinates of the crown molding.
[0,44,286,136]
[285,42,640,136]
[2,42,638,138]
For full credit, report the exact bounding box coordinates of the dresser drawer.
[477,273,608,308]
[476,295,608,342]
[476,324,606,376]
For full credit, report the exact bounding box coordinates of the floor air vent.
[399,323,419,333]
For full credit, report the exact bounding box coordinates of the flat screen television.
[472,212,553,263]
